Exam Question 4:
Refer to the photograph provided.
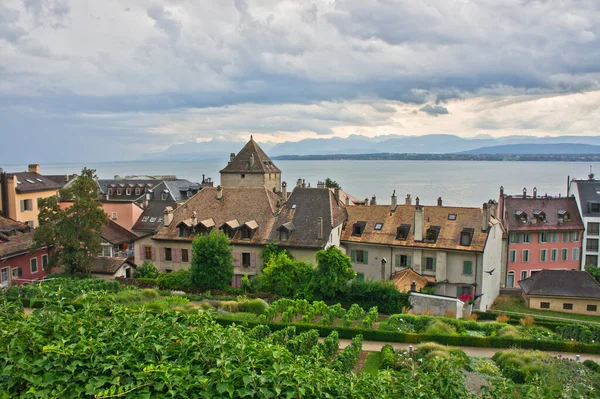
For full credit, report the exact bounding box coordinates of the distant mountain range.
[145,134,600,160]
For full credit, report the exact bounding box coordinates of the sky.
[1,0,600,163]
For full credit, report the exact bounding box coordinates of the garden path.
[337,338,600,362]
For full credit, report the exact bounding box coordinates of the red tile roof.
[0,216,36,259]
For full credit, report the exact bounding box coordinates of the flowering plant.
[458,293,474,303]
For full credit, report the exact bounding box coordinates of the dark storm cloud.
[419,104,449,116]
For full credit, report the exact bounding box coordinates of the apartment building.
[568,175,600,268]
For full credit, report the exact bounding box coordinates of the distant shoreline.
[273,153,600,162]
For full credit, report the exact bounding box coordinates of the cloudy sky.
[1,0,600,163]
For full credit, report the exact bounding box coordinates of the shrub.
[336,279,410,314]
[361,306,378,329]
[492,349,551,384]
[584,359,600,374]
[424,320,457,336]
[333,335,363,373]
[156,270,191,289]
[496,314,510,323]
[220,301,239,313]
[133,261,160,279]
[424,350,450,361]
[286,330,320,356]
[237,298,268,315]
[247,325,272,341]
[520,316,535,329]
[322,331,339,360]
[380,345,396,369]
[497,325,520,338]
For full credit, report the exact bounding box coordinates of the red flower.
[458,293,473,303]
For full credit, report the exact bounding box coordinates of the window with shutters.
[20,199,33,211]
[509,233,520,243]
[463,261,472,275]
[356,250,367,264]
[181,249,189,263]
[144,246,152,260]
[522,233,532,243]
[573,248,579,260]
[165,248,172,261]
[562,232,569,242]
[551,249,558,261]
[551,232,559,243]
[561,248,568,261]
[395,254,410,267]
[522,250,530,263]
[12,267,22,278]
[30,258,38,274]
[540,249,547,262]
[42,254,48,270]
[539,232,550,243]
[572,231,580,242]
[509,250,516,262]
[242,253,251,267]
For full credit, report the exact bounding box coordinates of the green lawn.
[362,352,381,374]
[491,295,600,324]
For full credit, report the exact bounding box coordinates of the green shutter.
[350,250,356,262]
[433,258,437,271]
[463,261,472,275]
[457,286,462,297]
[364,251,369,264]
[395,254,400,268]
[407,255,412,268]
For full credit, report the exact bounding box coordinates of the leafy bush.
[236,298,268,315]
[361,306,378,329]
[156,269,191,289]
[496,314,510,323]
[424,320,457,336]
[557,323,600,344]
[497,325,520,338]
[380,344,395,369]
[321,331,339,360]
[520,316,535,329]
[584,359,600,374]
[333,335,363,373]
[335,279,410,314]
[286,330,320,356]
[133,261,160,279]
[492,349,551,384]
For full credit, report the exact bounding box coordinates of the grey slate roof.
[519,270,600,299]
[10,172,63,193]
[220,137,281,174]
[571,179,600,217]
[132,200,177,235]
[97,179,201,203]
[503,196,584,232]
[101,220,138,245]
[269,187,347,249]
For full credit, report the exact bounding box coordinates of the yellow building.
[0,165,72,228]
[519,270,600,315]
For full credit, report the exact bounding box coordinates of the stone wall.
[409,292,466,318]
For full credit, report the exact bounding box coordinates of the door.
[0,268,9,287]
[506,272,515,288]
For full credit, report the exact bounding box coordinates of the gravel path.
[337,338,600,362]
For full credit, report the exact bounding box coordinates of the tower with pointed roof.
[220,136,282,192]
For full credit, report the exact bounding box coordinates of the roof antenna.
[589,165,595,181]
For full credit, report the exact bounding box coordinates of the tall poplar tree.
[33,168,108,274]
[190,229,234,289]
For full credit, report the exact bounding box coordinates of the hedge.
[474,310,592,331]
[213,316,600,354]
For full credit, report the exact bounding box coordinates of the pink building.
[498,187,584,287]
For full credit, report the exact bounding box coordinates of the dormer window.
[460,228,474,246]
[396,224,411,240]
[135,187,141,195]
[591,203,600,213]
[515,210,528,223]
[126,188,131,195]
[179,226,191,238]
[557,209,570,223]
[352,221,366,236]
[425,226,440,243]
[277,222,294,242]
[117,189,122,195]
[162,190,169,200]
[220,219,240,239]
[533,210,546,222]
[108,188,113,195]
[198,219,215,235]
[240,220,259,240]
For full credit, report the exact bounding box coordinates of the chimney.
[334,187,340,203]
[482,202,489,232]
[364,197,369,206]
[370,195,376,205]
[405,194,412,205]
[249,154,255,167]
[533,187,537,199]
[589,165,595,181]
[317,217,323,240]
[500,186,504,197]
[410,281,417,292]
[302,179,306,188]
[28,164,40,174]
[317,181,325,189]
[414,204,424,241]
[415,197,420,206]
[437,197,443,206]
[345,196,350,206]
[164,206,174,227]
[391,190,397,212]
[191,211,197,227]
[282,181,287,201]
[297,178,302,188]
[523,187,527,198]
[216,185,223,200]
[488,200,497,218]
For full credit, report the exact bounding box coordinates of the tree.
[134,261,160,279]
[313,246,356,299]
[586,264,600,283]
[258,252,314,298]
[262,243,292,265]
[324,178,341,190]
[33,168,108,274]
[190,230,233,289]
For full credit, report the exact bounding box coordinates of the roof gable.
[519,270,600,299]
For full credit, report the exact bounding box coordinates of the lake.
[4,160,598,207]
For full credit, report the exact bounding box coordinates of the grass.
[491,295,600,324]
[362,352,381,374]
